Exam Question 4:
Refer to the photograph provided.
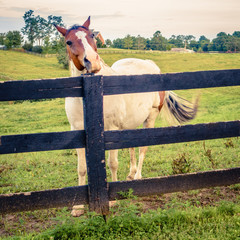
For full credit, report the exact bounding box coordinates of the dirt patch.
[135,185,240,212]
[0,185,239,237]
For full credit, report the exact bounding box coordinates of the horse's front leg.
[71,148,87,217]
[108,149,119,181]
[127,148,137,180]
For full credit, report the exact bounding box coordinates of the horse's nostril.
[84,57,92,73]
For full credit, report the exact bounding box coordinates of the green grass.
[1,199,240,239]
[0,51,69,81]
[0,50,240,239]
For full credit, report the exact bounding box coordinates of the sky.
[0,0,240,40]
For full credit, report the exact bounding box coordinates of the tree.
[22,10,37,44]
[46,15,65,39]
[168,35,185,48]
[4,31,22,49]
[184,35,195,48]
[134,35,146,50]
[35,15,48,45]
[96,37,106,48]
[150,31,168,50]
[22,10,64,46]
[189,40,199,52]
[226,35,240,52]
[198,35,210,52]
[212,32,228,51]
[233,31,240,38]
[0,33,5,45]
[105,39,112,47]
[124,35,133,49]
[112,38,124,48]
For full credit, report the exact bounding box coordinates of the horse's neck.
[70,58,115,77]
[70,61,87,77]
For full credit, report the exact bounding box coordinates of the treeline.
[107,31,240,52]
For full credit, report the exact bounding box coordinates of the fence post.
[82,75,109,215]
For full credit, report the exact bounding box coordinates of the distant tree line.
[105,31,240,52]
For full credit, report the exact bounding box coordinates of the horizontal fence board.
[1,121,239,154]
[0,77,83,101]
[0,130,85,154]
[0,69,239,101]
[1,168,239,214]
[0,185,88,214]
[109,168,240,200]
[103,69,240,95]
[105,121,240,150]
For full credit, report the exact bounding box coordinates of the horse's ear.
[54,25,67,36]
[83,16,91,29]
[95,32,105,45]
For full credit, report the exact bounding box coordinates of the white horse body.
[66,58,161,132]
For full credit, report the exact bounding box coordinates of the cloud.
[92,12,125,20]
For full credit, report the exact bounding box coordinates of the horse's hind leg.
[134,108,159,180]
[127,148,137,180]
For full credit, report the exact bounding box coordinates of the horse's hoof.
[71,205,85,217]
[71,208,85,217]
[134,174,142,180]
[126,175,134,181]
[109,200,117,207]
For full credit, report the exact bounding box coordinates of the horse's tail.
[161,91,199,124]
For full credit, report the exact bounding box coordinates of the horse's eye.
[66,41,72,46]
[90,33,95,39]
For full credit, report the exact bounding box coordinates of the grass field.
[0,50,240,239]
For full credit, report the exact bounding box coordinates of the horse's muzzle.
[84,57,92,73]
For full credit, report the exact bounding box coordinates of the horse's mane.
[66,25,89,35]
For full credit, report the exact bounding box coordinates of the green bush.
[22,42,33,51]
[32,45,43,54]
[57,47,69,69]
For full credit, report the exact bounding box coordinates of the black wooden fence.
[0,69,240,215]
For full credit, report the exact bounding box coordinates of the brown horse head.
[55,17,104,73]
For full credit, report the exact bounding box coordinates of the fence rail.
[1,69,240,101]
[1,121,239,154]
[1,168,239,214]
[0,69,240,215]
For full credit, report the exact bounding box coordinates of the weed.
[224,138,234,148]
[117,188,137,200]
[203,141,217,169]
[171,153,191,174]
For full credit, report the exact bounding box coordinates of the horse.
[55,16,198,216]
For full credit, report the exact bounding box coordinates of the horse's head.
[55,17,104,73]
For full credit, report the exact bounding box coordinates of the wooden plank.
[1,69,239,101]
[104,121,240,150]
[82,75,109,215]
[0,185,88,214]
[1,168,239,214]
[103,69,240,95]
[1,121,239,154]
[0,130,85,154]
[0,77,83,101]
[109,167,240,200]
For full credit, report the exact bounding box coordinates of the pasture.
[0,50,240,239]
